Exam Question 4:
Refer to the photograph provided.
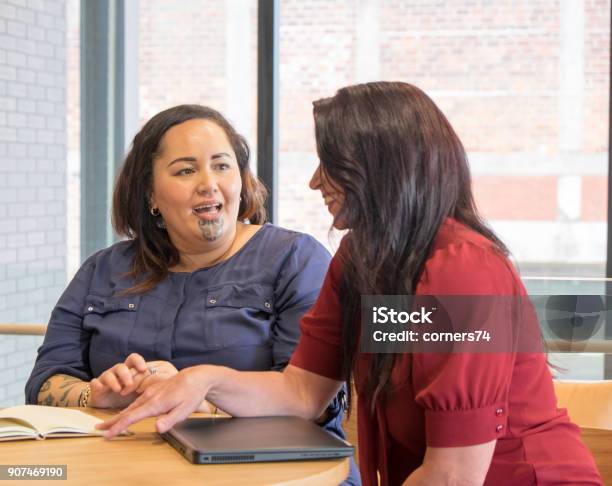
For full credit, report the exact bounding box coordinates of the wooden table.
[1,409,350,486]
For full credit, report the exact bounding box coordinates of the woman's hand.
[195,399,219,414]
[98,363,343,438]
[135,361,216,414]
[89,353,178,409]
[135,360,178,393]
[402,441,496,486]
[97,365,213,437]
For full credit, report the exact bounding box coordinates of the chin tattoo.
[199,217,224,241]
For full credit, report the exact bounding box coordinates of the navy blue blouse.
[26,224,332,401]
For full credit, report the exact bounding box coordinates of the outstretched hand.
[96,365,211,438]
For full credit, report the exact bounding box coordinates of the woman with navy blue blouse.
[25,104,359,485]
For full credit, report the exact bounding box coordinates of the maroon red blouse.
[290,218,602,485]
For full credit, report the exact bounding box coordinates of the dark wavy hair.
[112,104,267,294]
[313,82,508,411]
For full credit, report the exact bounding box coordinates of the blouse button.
[87,306,94,312]
[209,298,217,305]
[128,303,135,309]
[264,302,271,309]
[495,408,504,416]
[496,424,504,433]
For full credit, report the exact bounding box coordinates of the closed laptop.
[161,416,355,464]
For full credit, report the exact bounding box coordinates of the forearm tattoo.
[37,374,85,407]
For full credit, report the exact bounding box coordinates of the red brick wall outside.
[139,0,231,124]
[66,1,610,267]
[582,175,608,221]
[138,0,260,158]
[279,0,357,153]
[584,0,609,153]
[473,176,558,221]
[378,0,561,153]
[273,0,609,254]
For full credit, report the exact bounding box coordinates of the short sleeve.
[413,242,518,447]
[289,242,346,381]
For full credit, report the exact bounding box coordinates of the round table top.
[0,408,350,486]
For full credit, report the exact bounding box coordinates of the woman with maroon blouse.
[100,82,602,485]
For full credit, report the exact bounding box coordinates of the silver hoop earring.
[150,207,160,216]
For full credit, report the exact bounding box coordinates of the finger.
[123,383,159,412]
[131,370,151,393]
[135,374,154,394]
[97,392,149,432]
[136,372,169,394]
[113,364,134,392]
[100,407,147,438]
[125,353,148,373]
[95,390,151,431]
[102,396,167,438]
[89,378,109,403]
[98,370,122,394]
[120,369,148,396]
[95,412,122,429]
[90,377,107,392]
[156,404,192,434]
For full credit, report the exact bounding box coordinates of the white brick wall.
[0,0,66,407]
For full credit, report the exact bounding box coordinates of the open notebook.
[0,405,104,441]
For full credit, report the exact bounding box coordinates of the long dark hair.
[313,82,508,411]
[112,104,267,294]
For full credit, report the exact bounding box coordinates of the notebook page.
[0,405,103,436]
[0,418,38,439]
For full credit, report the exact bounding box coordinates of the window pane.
[138,0,257,159]
[278,0,610,378]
